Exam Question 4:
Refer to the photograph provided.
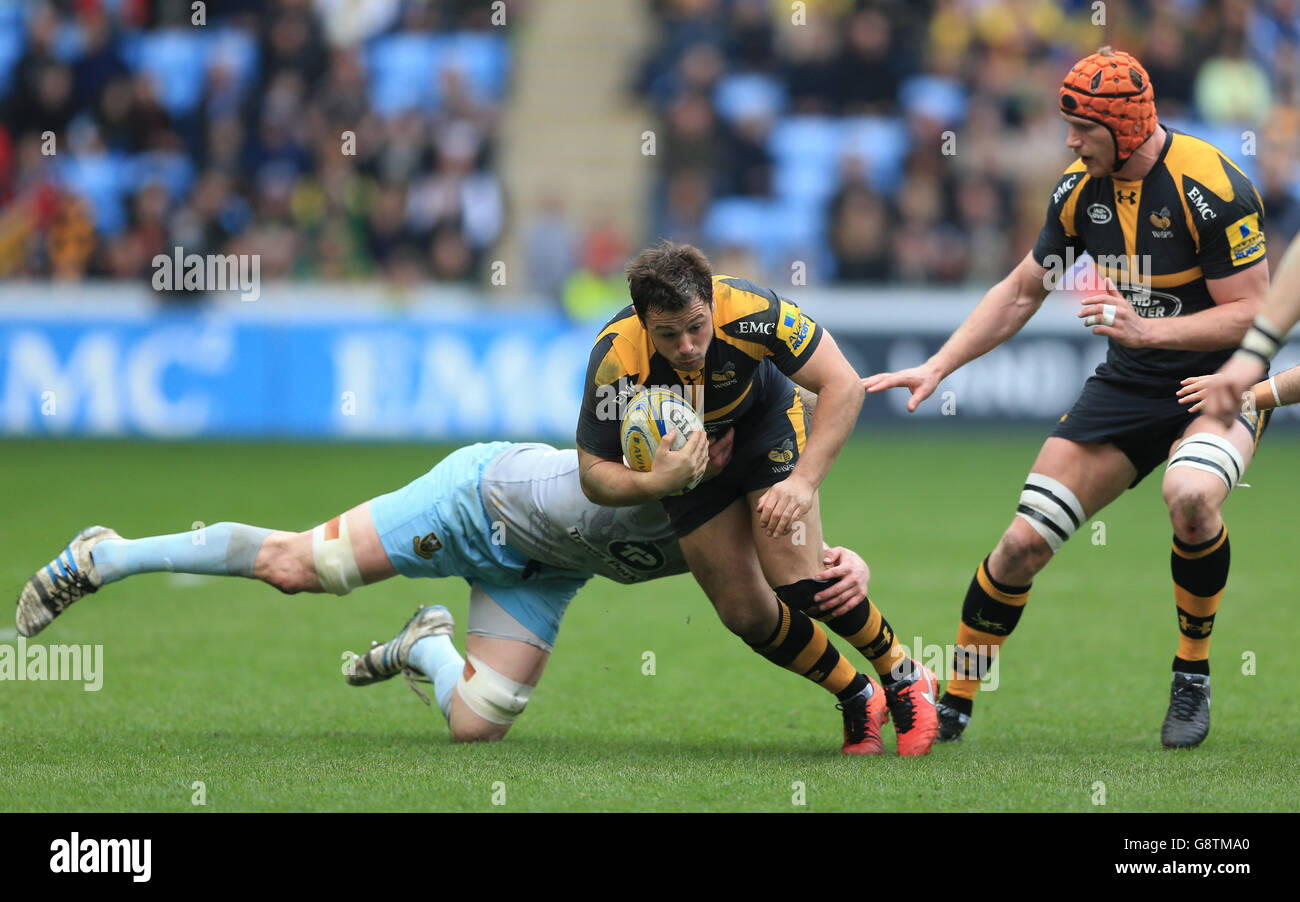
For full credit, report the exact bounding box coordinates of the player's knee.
[997,520,1054,578]
[449,721,509,743]
[310,514,364,595]
[451,655,531,738]
[1163,482,1216,537]
[1009,473,1084,567]
[712,593,776,643]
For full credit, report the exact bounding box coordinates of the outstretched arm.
[863,251,1052,411]
[1179,363,1300,413]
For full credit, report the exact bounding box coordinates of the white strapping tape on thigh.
[457,653,533,726]
[1167,432,1245,491]
[312,515,363,595]
[1015,473,1085,553]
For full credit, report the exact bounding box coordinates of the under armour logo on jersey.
[1116,190,1137,204]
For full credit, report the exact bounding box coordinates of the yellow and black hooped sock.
[774,579,911,684]
[945,556,1030,705]
[748,600,866,700]
[1171,525,1229,676]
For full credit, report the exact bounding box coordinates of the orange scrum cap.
[1059,46,1157,170]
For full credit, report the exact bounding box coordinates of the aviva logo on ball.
[619,386,705,494]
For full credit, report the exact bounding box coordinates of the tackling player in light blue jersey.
[14,431,873,744]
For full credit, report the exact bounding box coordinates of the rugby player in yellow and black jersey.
[864,48,1271,750]
[576,241,940,756]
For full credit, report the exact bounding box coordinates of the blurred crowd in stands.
[639,0,1300,288]
[3,0,1300,302]
[0,0,509,287]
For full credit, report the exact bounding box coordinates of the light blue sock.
[90,522,274,585]
[409,635,465,722]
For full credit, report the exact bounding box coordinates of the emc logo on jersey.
[736,321,773,335]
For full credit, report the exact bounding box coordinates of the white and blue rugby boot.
[16,526,120,637]
[344,604,455,687]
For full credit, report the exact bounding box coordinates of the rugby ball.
[619,386,705,493]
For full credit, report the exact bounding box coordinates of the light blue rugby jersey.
[479,443,688,584]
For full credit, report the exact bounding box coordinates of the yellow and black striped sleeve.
[713,276,823,377]
[1031,161,1088,269]
[576,309,642,461]
[1182,150,1266,279]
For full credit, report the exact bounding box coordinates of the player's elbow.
[578,463,608,505]
[578,470,599,503]
[831,372,865,414]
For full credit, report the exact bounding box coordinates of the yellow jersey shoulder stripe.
[1059,162,1089,238]
[711,275,773,325]
[1164,132,1236,203]
[592,310,651,387]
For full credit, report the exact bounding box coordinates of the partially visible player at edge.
[1179,362,1300,415]
[1196,229,1300,424]
[576,240,940,756]
[863,47,1270,749]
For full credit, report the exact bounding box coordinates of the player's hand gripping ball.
[620,387,706,495]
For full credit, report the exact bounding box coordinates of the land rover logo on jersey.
[1125,289,1182,318]
[1087,203,1112,224]
[413,531,443,558]
[607,540,665,572]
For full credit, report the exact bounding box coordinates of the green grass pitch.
[1,432,1297,812]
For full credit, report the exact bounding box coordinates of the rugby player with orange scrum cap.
[864,47,1271,748]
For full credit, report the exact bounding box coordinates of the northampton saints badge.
[413,531,443,559]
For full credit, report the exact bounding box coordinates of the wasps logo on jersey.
[576,276,822,462]
[1033,128,1266,383]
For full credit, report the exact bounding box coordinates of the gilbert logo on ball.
[619,386,705,494]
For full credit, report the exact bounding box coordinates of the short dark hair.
[625,241,714,321]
